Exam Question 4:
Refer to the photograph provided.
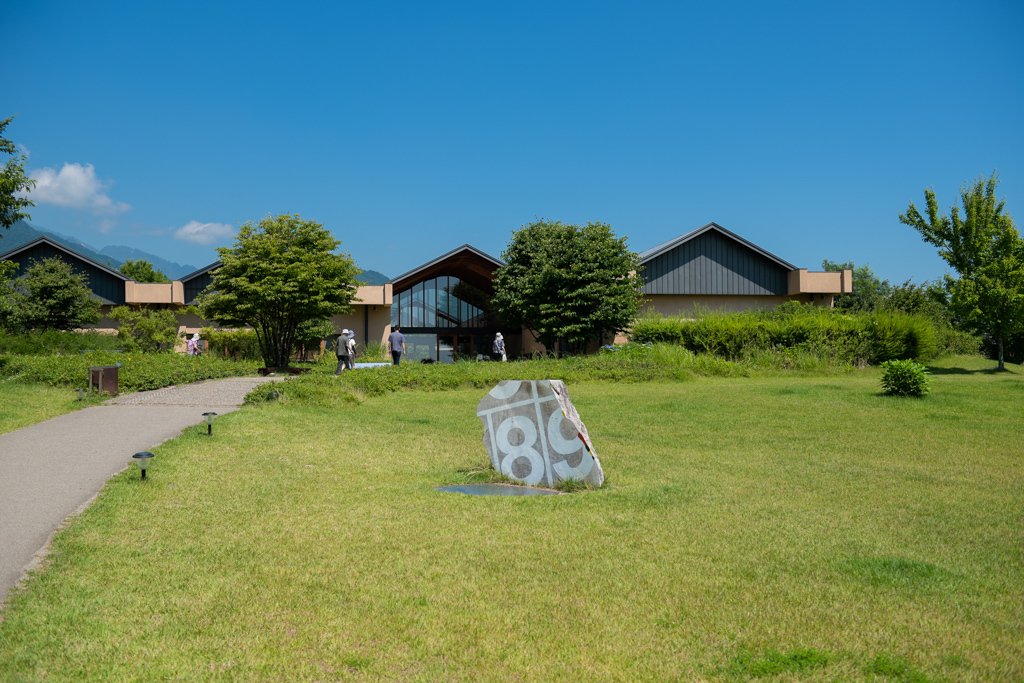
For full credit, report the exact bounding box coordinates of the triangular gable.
[639,223,794,297]
[638,222,796,271]
[0,236,130,305]
[389,244,503,293]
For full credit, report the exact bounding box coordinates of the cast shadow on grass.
[446,463,607,494]
[836,556,947,589]
[926,364,1020,376]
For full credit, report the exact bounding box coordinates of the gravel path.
[108,376,282,406]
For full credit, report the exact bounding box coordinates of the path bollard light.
[133,452,154,480]
[203,412,218,436]
[76,388,86,401]
[268,391,280,401]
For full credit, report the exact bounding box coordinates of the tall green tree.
[822,260,891,311]
[7,257,102,331]
[492,219,642,356]
[119,258,170,283]
[0,115,35,232]
[900,172,1024,369]
[198,214,360,368]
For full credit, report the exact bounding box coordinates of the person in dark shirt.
[387,326,406,365]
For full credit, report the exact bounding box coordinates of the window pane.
[400,289,411,327]
[424,278,436,327]
[412,282,423,327]
[436,276,450,328]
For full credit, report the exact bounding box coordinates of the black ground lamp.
[203,412,217,435]
[76,388,86,401]
[133,452,154,480]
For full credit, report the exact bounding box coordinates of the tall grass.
[630,304,945,364]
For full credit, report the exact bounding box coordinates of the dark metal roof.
[389,244,503,290]
[638,222,796,271]
[0,236,131,281]
[179,261,222,282]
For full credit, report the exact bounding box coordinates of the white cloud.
[97,218,116,234]
[173,220,235,245]
[26,163,131,214]
[17,144,29,159]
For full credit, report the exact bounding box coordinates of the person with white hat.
[492,332,506,362]
[335,330,351,375]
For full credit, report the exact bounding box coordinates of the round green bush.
[879,359,932,397]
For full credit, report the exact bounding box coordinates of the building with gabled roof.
[2,223,851,361]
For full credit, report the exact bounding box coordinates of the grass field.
[0,381,102,435]
[0,357,1021,680]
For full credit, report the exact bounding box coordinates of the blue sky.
[3,0,1022,282]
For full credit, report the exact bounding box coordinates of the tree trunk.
[998,334,1005,371]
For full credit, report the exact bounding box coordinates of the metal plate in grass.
[435,484,560,496]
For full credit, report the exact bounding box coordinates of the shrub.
[0,330,124,355]
[108,306,180,352]
[879,359,932,397]
[201,328,262,361]
[0,351,259,392]
[631,305,942,365]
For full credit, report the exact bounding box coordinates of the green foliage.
[863,654,934,683]
[492,219,642,356]
[823,259,892,311]
[201,327,262,360]
[0,259,16,327]
[198,214,361,368]
[6,257,101,332]
[880,359,932,397]
[725,647,831,678]
[630,304,937,365]
[900,172,1024,369]
[244,373,361,408]
[108,306,180,351]
[0,329,124,355]
[0,351,258,392]
[118,258,169,283]
[293,318,335,360]
[0,115,35,230]
[357,340,390,363]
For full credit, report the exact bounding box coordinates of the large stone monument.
[476,380,604,488]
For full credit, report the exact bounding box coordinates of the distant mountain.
[357,269,390,285]
[0,220,197,279]
[0,220,122,269]
[99,245,196,280]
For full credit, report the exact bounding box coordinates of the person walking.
[335,330,350,375]
[187,333,202,357]
[492,332,506,362]
[387,326,406,366]
[345,330,357,370]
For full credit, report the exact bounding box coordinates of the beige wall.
[787,269,852,295]
[125,281,184,305]
[640,294,836,318]
[329,304,393,347]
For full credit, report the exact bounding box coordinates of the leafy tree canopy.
[198,214,360,368]
[900,172,1024,369]
[492,219,642,356]
[120,258,170,283]
[0,115,35,232]
[822,260,892,311]
[6,257,101,332]
[109,305,183,351]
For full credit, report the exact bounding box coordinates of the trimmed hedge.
[0,352,259,393]
[630,304,941,364]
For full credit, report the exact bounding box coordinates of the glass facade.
[391,276,493,330]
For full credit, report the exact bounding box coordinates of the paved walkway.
[0,376,281,607]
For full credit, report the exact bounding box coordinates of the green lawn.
[1,357,1021,681]
[0,381,100,435]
